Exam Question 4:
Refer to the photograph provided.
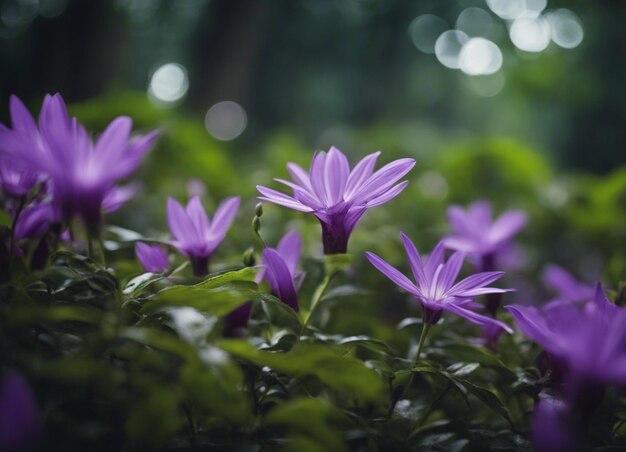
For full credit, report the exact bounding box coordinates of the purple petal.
[102,183,138,213]
[263,248,299,311]
[94,116,132,161]
[438,251,465,292]
[424,241,446,282]
[505,305,554,345]
[442,236,477,254]
[209,196,240,238]
[447,205,473,237]
[9,95,38,135]
[365,251,419,296]
[309,151,328,205]
[349,158,415,205]
[469,200,493,228]
[0,372,43,451]
[185,196,211,238]
[364,180,409,207]
[275,178,323,209]
[135,242,169,273]
[487,210,527,244]
[324,147,349,204]
[167,197,198,244]
[286,162,314,192]
[344,151,380,199]
[256,186,314,212]
[445,302,513,333]
[400,232,427,287]
[14,203,54,240]
[447,271,505,296]
[276,229,302,277]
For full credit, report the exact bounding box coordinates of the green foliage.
[1,110,625,451]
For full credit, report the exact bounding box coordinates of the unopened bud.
[255,202,263,218]
[243,248,256,267]
[252,216,261,233]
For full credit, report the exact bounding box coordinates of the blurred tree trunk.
[189,0,270,109]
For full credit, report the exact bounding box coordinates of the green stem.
[301,271,335,334]
[388,322,432,417]
[7,197,27,277]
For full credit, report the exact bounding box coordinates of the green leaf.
[219,340,384,400]
[123,272,164,295]
[447,362,480,377]
[141,285,252,317]
[263,398,349,452]
[9,305,102,325]
[180,358,250,424]
[258,292,303,331]
[457,378,515,427]
[194,266,260,289]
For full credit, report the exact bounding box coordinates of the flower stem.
[301,271,335,334]
[388,322,432,417]
[7,196,27,277]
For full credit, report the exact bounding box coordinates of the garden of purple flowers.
[1,1,626,451]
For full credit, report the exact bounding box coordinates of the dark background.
[1,0,624,173]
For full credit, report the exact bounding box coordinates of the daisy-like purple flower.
[444,200,526,271]
[135,242,169,274]
[507,284,626,390]
[0,94,158,234]
[257,147,415,254]
[366,233,513,332]
[167,195,240,276]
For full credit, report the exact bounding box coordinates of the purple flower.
[257,147,415,254]
[102,183,140,213]
[167,195,240,276]
[14,202,56,241]
[444,200,526,271]
[261,230,303,312]
[366,234,513,332]
[532,395,577,452]
[0,94,158,233]
[135,242,169,274]
[542,264,595,306]
[0,372,43,452]
[225,230,303,334]
[506,284,626,388]
[0,160,38,199]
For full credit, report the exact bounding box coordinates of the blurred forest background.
[0,0,624,292]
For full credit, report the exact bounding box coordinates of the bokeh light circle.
[408,14,448,54]
[148,63,189,105]
[434,30,469,69]
[548,9,584,49]
[509,16,551,52]
[204,101,247,141]
[459,37,503,75]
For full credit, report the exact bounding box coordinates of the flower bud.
[252,216,261,233]
[255,202,263,218]
[243,247,256,267]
